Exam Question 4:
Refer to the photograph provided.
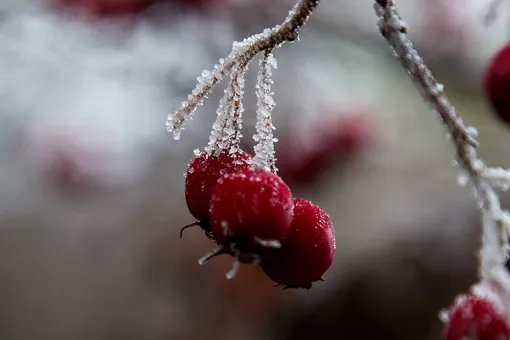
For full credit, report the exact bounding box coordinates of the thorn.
[180,221,200,239]
[198,246,227,265]
[316,277,325,282]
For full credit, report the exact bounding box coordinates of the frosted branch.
[166,0,321,140]
[374,0,509,283]
[252,51,278,173]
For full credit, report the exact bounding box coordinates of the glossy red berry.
[185,149,252,223]
[209,167,294,248]
[444,294,510,340]
[260,198,335,289]
[484,43,510,124]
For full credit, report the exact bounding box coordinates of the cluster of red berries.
[181,148,336,289]
[443,293,510,340]
[484,43,510,124]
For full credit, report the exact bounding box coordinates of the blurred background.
[0,0,507,339]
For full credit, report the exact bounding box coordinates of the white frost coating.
[166,59,230,140]
[225,259,240,280]
[205,61,250,156]
[252,52,278,173]
[253,237,281,249]
[484,167,510,192]
[165,27,279,140]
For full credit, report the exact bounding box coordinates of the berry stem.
[166,0,321,140]
[374,0,509,283]
[206,60,250,157]
[252,50,278,174]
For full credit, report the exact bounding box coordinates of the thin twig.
[166,0,321,140]
[253,50,278,173]
[373,0,509,282]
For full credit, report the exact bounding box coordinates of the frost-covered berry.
[209,167,294,248]
[484,43,510,124]
[260,198,335,289]
[183,149,252,237]
[444,294,510,340]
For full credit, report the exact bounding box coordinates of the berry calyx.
[209,167,294,248]
[484,43,510,125]
[444,294,510,340]
[260,197,335,290]
[183,149,252,237]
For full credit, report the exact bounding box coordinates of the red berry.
[484,43,510,124]
[53,0,154,18]
[260,198,335,289]
[277,111,376,186]
[209,168,294,248]
[185,149,252,223]
[444,294,510,340]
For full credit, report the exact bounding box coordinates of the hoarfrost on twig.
[484,167,510,191]
[252,51,278,173]
[205,60,250,156]
[374,0,510,287]
[166,0,321,140]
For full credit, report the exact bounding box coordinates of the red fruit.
[277,111,376,186]
[484,43,510,124]
[185,149,252,223]
[260,198,335,289]
[209,168,294,248]
[444,294,510,340]
[53,0,154,19]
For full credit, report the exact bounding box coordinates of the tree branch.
[373,0,509,283]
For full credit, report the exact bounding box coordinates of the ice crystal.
[252,52,278,173]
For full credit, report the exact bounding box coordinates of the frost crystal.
[252,52,278,173]
[205,61,250,156]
